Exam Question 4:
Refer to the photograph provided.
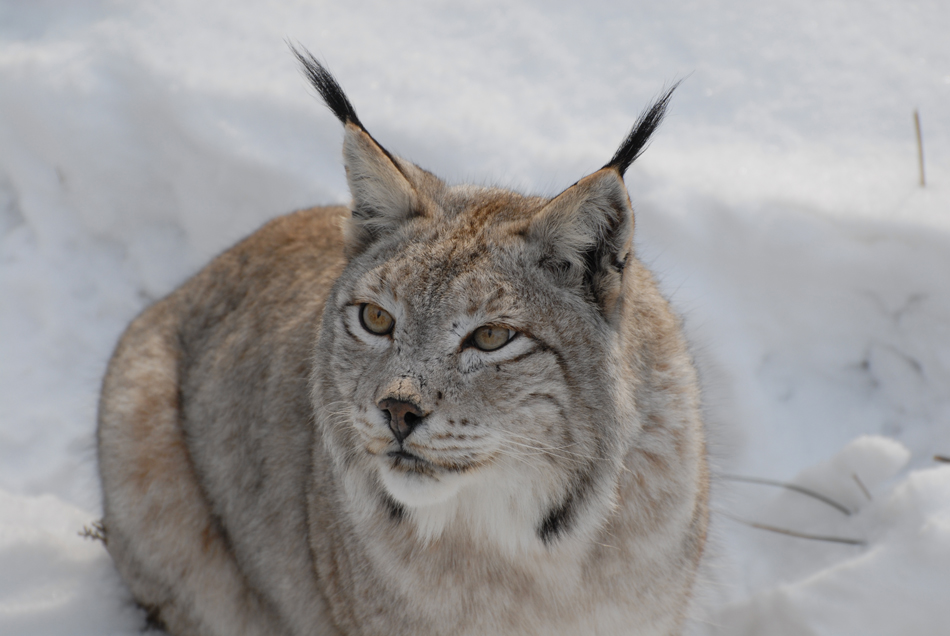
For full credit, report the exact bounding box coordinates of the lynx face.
[319,187,629,543]
[291,46,685,550]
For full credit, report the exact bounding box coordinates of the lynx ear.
[340,123,417,255]
[527,83,678,313]
[527,169,633,314]
[292,45,418,256]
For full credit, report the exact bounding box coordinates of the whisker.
[502,430,603,459]
[500,433,603,466]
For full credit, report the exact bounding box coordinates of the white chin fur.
[378,463,463,508]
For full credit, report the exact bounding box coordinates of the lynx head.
[296,48,679,552]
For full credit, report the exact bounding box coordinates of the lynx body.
[98,50,708,636]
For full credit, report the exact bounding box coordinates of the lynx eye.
[359,303,394,335]
[471,325,513,352]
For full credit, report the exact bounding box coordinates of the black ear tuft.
[289,43,364,130]
[602,81,681,175]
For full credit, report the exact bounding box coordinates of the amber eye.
[471,325,513,352]
[359,303,394,335]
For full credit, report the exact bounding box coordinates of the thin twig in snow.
[720,474,852,516]
[914,109,926,187]
[79,520,107,545]
[852,472,872,501]
[721,512,865,546]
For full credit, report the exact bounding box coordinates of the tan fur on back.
[98,59,708,636]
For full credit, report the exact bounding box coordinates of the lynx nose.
[378,398,425,443]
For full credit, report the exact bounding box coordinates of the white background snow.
[1,1,948,634]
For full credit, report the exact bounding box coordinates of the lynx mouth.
[389,449,422,462]
[383,446,486,476]
[387,449,434,475]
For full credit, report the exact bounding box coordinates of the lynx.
[97,47,708,636]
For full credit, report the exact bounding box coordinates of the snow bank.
[714,437,950,635]
[0,489,141,635]
[1,1,948,633]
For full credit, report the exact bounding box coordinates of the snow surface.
[1,1,948,633]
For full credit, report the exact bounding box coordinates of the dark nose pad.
[377,398,425,443]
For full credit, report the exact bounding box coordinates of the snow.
[0,490,141,635]
[1,1,948,633]
[716,438,950,635]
